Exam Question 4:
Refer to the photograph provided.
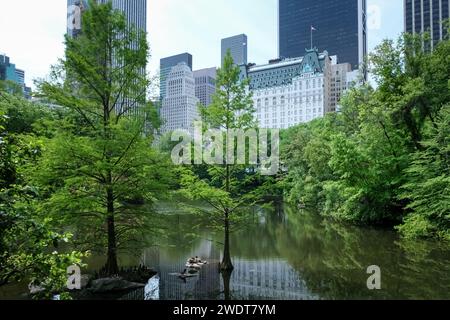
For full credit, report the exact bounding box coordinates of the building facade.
[0,54,31,99]
[160,63,200,134]
[194,67,216,107]
[67,0,146,37]
[241,49,360,129]
[160,53,193,101]
[67,0,88,37]
[329,61,353,112]
[241,49,332,129]
[404,0,449,49]
[278,0,367,71]
[221,34,248,66]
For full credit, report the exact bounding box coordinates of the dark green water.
[1,204,449,300]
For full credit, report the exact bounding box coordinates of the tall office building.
[160,53,193,101]
[66,0,147,115]
[278,0,367,70]
[14,69,25,87]
[67,0,146,37]
[194,68,216,107]
[67,0,88,37]
[0,54,31,99]
[221,34,248,66]
[329,62,361,112]
[404,0,449,49]
[0,55,19,84]
[160,63,200,135]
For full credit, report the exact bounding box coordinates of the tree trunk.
[221,214,234,271]
[105,188,119,275]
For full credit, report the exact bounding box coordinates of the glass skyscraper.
[221,34,248,66]
[405,0,449,49]
[0,54,31,99]
[278,0,367,70]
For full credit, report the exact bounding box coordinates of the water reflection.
[2,203,449,300]
[112,205,450,300]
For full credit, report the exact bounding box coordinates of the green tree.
[281,34,450,234]
[0,92,84,298]
[0,80,24,97]
[180,51,257,271]
[398,106,450,240]
[35,1,172,275]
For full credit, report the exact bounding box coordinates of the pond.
[1,203,449,300]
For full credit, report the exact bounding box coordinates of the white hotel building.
[241,48,359,129]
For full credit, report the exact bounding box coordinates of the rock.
[187,269,198,275]
[80,274,92,289]
[89,277,145,294]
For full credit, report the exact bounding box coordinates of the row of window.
[254,77,324,96]
[257,107,322,117]
[256,95,323,107]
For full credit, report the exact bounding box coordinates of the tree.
[35,1,172,275]
[398,105,450,240]
[0,92,84,298]
[281,34,450,238]
[0,80,24,97]
[180,51,257,271]
[0,186,84,299]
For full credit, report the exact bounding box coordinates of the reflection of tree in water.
[230,204,450,299]
[110,203,450,300]
[221,270,232,301]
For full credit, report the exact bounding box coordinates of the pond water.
[1,203,450,300]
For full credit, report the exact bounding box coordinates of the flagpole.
[311,26,313,49]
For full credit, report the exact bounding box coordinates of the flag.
[311,26,317,31]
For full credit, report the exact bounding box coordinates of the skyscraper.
[0,54,32,99]
[0,55,18,84]
[221,34,248,66]
[404,0,449,49]
[278,0,367,70]
[160,53,193,101]
[194,68,216,107]
[66,0,147,115]
[67,0,147,38]
[160,62,200,135]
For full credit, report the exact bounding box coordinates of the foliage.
[0,187,85,299]
[0,92,85,298]
[33,1,173,275]
[398,106,450,240]
[179,51,260,271]
[282,35,450,238]
[0,80,24,97]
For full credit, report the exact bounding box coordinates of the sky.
[0,0,404,91]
